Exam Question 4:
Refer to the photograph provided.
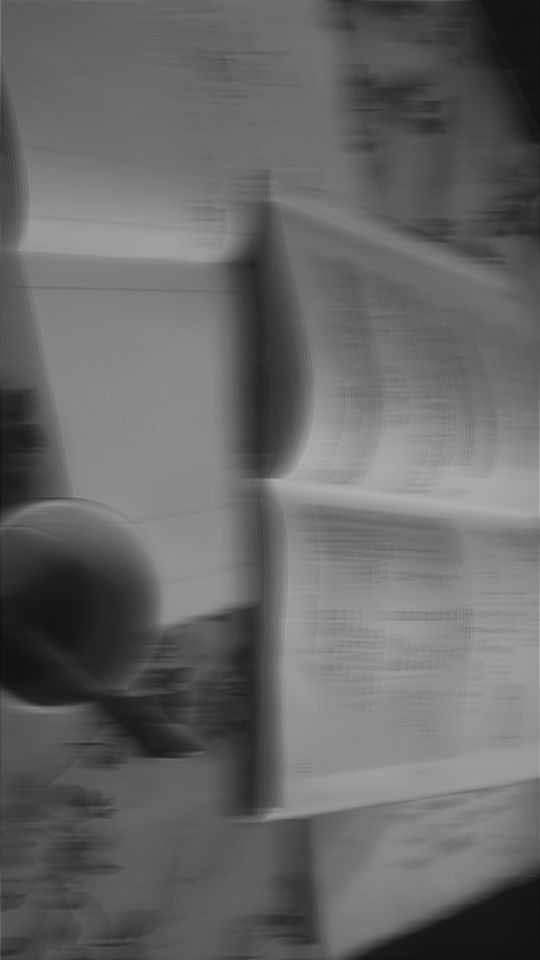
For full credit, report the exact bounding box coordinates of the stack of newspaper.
[250,192,539,958]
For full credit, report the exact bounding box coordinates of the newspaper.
[310,780,539,959]
[263,479,538,817]
[265,199,538,515]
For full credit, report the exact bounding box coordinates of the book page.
[267,202,538,515]
[310,781,539,960]
[266,479,538,816]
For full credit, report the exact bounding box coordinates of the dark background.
[480,0,539,136]
[354,874,539,959]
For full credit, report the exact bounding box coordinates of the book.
[3,5,537,957]
[251,192,538,956]
[310,780,539,959]
[254,196,538,819]
[259,196,538,514]
[261,478,538,817]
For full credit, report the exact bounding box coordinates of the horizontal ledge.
[274,190,524,300]
[19,213,257,264]
[267,478,539,529]
[264,745,539,821]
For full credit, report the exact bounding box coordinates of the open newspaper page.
[309,780,539,960]
[267,199,538,516]
[263,480,538,817]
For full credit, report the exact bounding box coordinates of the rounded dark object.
[1,499,159,706]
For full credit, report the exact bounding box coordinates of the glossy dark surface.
[480,0,540,135]
[354,874,539,960]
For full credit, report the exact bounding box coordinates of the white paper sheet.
[265,478,538,815]
[310,780,539,960]
[267,200,538,515]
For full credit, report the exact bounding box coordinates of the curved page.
[270,201,538,515]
